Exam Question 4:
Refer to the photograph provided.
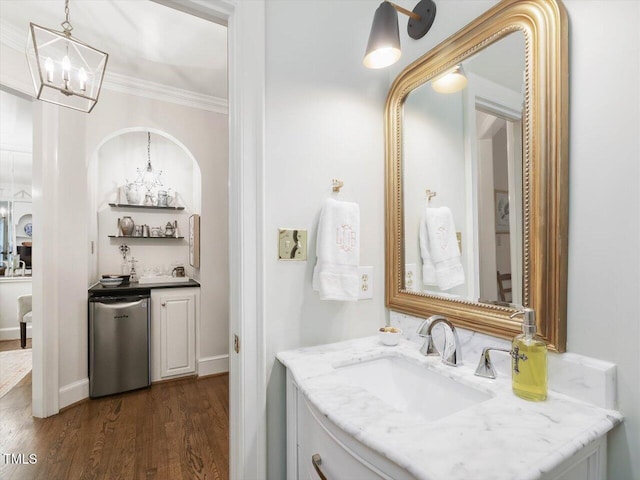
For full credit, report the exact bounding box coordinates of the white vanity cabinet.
[150,287,199,381]
[286,371,414,480]
[542,439,606,480]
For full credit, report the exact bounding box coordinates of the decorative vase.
[120,216,135,236]
[125,184,141,205]
[157,190,168,207]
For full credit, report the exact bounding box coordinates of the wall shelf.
[108,235,184,239]
[108,203,185,211]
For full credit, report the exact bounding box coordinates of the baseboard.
[59,378,89,410]
[198,354,229,377]
[57,357,228,408]
[0,325,32,341]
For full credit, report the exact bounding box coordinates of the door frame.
[152,1,268,479]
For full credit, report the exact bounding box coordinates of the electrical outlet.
[405,263,417,291]
[358,266,373,300]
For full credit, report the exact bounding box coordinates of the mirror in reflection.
[402,31,524,305]
[0,88,33,277]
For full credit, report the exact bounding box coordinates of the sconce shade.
[432,64,468,93]
[363,2,401,69]
[26,23,108,113]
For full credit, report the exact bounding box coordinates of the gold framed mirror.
[385,0,568,351]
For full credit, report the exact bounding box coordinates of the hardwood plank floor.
[0,373,229,480]
[0,339,31,352]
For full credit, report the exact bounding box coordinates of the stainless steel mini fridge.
[89,294,150,398]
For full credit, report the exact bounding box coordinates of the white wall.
[562,2,640,478]
[264,1,389,477]
[264,1,639,479]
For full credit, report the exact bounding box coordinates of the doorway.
[0,86,34,402]
[476,106,523,304]
[0,0,267,478]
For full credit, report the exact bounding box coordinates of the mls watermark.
[2,453,38,465]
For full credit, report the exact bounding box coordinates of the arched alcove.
[87,128,202,283]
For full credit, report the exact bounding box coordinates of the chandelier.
[135,132,163,194]
[26,0,109,113]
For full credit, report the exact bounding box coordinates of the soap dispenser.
[510,308,547,401]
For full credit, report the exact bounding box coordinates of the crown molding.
[102,71,228,114]
[0,19,228,114]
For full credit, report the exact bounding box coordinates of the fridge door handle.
[95,301,147,311]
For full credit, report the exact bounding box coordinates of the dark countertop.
[89,279,200,296]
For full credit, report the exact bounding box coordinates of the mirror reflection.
[0,89,33,277]
[402,31,524,305]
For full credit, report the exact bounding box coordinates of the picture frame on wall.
[189,214,200,268]
[494,190,510,234]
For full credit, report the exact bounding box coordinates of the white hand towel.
[419,210,438,286]
[312,198,360,301]
[424,207,465,291]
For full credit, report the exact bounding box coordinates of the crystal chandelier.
[26,0,109,113]
[135,132,163,194]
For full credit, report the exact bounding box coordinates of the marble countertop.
[277,337,622,480]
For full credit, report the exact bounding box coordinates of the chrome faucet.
[416,315,462,366]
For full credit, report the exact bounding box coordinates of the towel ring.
[332,179,344,192]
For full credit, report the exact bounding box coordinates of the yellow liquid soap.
[512,334,548,401]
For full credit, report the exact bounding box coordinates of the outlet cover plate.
[278,229,307,261]
[358,266,373,300]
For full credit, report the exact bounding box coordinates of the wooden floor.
[0,338,32,352]
[0,364,229,480]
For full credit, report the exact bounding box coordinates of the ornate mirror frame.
[385,0,568,351]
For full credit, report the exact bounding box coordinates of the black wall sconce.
[363,0,436,69]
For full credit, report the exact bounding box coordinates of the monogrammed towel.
[423,206,465,291]
[312,198,360,301]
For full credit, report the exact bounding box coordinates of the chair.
[17,294,32,349]
[496,271,512,303]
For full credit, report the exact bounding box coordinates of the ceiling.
[0,0,228,99]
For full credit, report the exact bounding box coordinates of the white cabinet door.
[151,288,198,380]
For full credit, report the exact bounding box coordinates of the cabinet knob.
[161,302,166,307]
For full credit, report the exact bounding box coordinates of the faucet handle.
[474,347,511,379]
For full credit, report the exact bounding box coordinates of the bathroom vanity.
[278,337,621,480]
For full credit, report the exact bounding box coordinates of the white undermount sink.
[137,275,190,284]
[335,356,492,422]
